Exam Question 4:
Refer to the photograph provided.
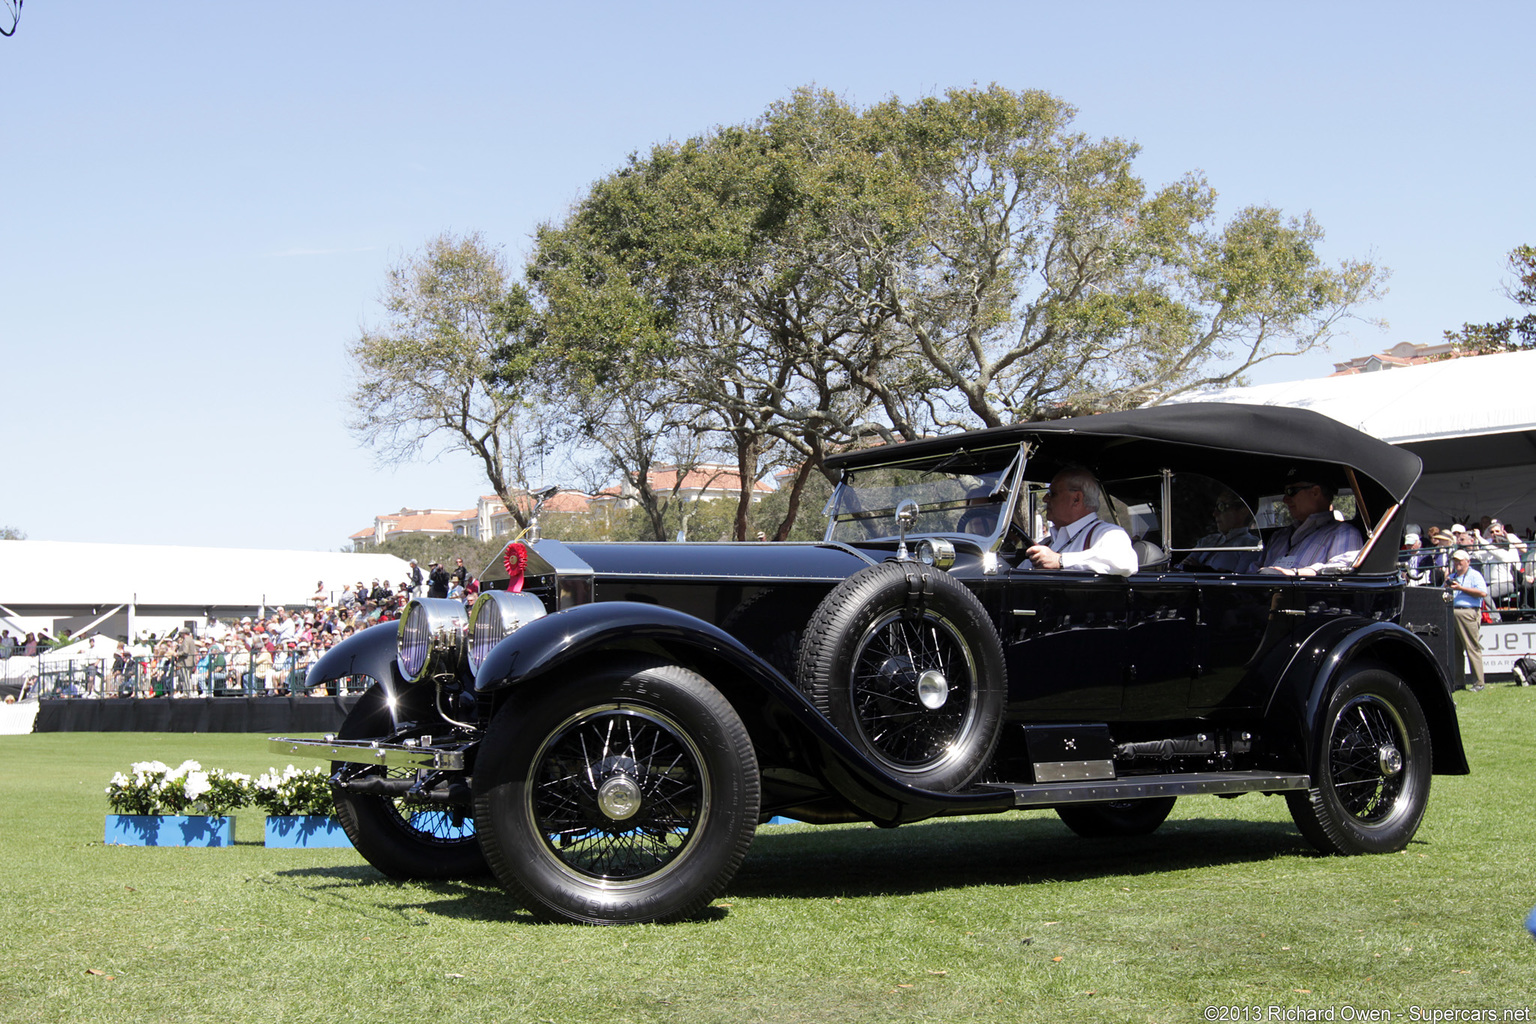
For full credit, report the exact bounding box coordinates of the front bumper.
[268,735,467,772]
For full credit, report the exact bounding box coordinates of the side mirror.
[895,500,920,560]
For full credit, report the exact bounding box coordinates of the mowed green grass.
[1,688,1533,1024]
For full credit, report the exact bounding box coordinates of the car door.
[1003,569,1129,717]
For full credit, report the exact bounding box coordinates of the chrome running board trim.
[982,770,1311,808]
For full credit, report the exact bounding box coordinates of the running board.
[982,771,1311,808]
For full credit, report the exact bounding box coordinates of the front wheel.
[474,659,760,925]
[1286,667,1432,855]
[1055,797,1177,838]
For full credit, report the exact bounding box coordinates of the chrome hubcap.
[917,669,949,710]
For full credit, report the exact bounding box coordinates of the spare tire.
[795,561,1006,791]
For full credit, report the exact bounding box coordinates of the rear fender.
[1266,619,1468,776]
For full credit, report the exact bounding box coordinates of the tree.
[349,232,554,529]
[1444,244,1536,354]
[1,526,24,540]
[518,86,1386,542]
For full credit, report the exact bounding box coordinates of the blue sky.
[4,2,1532,551]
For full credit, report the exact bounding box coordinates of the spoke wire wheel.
[1326,694,1413,827]
[528,704,710,886]
[474,660,759,925]
[848,608,978,776]
[362,763,476,843]
[796,561,1005,793]
[1287,667,1432,855]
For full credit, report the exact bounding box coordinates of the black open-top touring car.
[274,402,1466,925]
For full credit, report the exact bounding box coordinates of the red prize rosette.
[503,541,529,594]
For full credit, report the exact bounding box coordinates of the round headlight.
[915,537,956,570]
[467,590,549,675]
[397,598,470,684]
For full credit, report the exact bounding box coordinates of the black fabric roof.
[826,403,1423,506]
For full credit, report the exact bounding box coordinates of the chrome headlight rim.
[915,537,957,570]
[397,598,471,684]
[467,589,549,677]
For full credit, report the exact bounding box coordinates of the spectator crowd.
[1398,516,1535,607]
[1,558,481,699]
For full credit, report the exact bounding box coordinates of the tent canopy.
[0,540,412,610]
[1168,349,1536,531]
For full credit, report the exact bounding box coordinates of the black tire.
[331,683,486,879]
[1055,797,1177,838]
[795,561,1006,791]
[473,659,760,925]
[1286,667,1433,855]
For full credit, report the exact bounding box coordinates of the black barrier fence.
[33,694,361,733]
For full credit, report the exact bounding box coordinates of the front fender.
[1266,618,1468,776]
[472,600,1017,825]
[472,601,756,693]
[306,621,401,691]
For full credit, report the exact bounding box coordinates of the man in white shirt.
[1025,468,1138,577]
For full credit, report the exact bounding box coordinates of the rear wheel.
[331,683,485,879]
[1055,797,1177,838]
[1286,667,1432,855]
[474,659,760,925]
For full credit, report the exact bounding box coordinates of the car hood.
[479,539,878,587]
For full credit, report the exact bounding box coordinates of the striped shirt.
[1261,513,1362,574]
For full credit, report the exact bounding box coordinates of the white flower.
[184,771,211,801]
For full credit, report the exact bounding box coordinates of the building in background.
[349,508,466,549]
[1331,340,1454,375]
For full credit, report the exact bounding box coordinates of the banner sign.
[1478,621,1536,673]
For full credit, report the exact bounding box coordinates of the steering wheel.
[955,507,998,536]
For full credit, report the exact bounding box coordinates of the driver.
[1025,468,1138,576]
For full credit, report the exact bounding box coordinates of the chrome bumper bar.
[268,736,466,771]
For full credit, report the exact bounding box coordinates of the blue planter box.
[105,814,236,847]
[264,815,352,848]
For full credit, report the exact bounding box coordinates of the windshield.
[824,444,1024,544]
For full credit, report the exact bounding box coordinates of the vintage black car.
[275,403,1467,925]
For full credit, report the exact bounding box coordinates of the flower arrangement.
[252,765,335,818]
[105,760,251,816]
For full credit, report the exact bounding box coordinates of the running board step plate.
[983,771,1311,808]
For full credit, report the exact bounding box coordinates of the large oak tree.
[520,86,1387,537]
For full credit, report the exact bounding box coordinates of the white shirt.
[1046,514,1139,577]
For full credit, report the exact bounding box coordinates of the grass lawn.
[1,687,1533,1024]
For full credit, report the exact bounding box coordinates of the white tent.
[0,540,413,642]
[1169,349,1536,532]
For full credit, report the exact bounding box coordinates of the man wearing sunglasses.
[1259,470,1363,576]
